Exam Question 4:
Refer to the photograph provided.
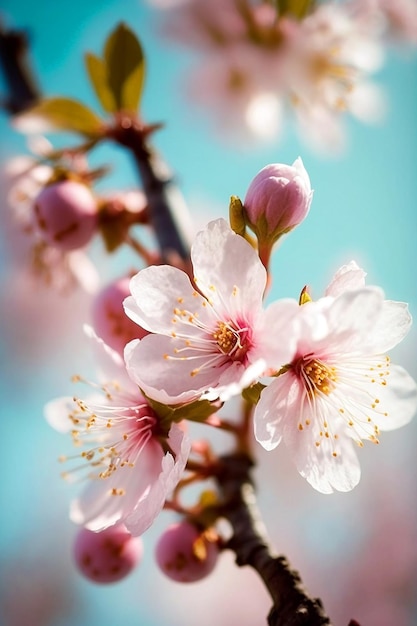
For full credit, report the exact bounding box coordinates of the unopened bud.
[73,525,143,584]
[33,180,98,251]
[244,157,312,243]
[91,276,149,355]
[155,521,219,583]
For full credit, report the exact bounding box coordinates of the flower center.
[59,379,157,484]
[295,356,337,396]
[212,321,249,360]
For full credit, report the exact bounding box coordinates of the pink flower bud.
[155,522,219,583]
[91,276,149,354]
[33,180,98,251]
[244,157,312,241]
[73,525,143,584]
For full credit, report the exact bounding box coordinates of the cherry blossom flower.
[124,218,299,404]
[287,3,385,152]
[5,151,99,293]
[45,328,190,536]
[352,0,417,46]
[254,261,417,494]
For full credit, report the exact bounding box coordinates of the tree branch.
[0,23,40,113]
[107,117,191,265]
[216,452,333,626]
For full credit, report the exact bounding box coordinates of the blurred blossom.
[33,180,99,251]
[4,151,100,293]
[327,468,417,626]
[352,0,417,46]
[0,530,77,626]
[150,0,414,151]
[91,275,149,355]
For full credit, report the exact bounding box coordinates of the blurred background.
[0,1,416,625]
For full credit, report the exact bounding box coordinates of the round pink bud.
[155,522,219,583]
[244,157,312,241]
[33,180,98,251]
[73,525,143,584]
[91,276,149,354]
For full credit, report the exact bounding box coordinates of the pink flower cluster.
[153,0,417,150]
[45,158,417,586]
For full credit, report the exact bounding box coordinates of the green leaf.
[104,23,145,112]
[242,382,266,405]
[14,97,104,136]
[121,62,146,113]
[276,0,315,19]
[85,52,117,113]
[147,396,220,428]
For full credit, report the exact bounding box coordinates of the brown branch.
[107,116,191,267]
[215,452,333,626]
[0,23,40,113]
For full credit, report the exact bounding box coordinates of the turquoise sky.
[1,2,416,625]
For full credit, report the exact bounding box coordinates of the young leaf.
[122,63,146,114]
[276,0,315,19]
[85,52,117,113]
[104,23,145,112]
[13,97,104,136]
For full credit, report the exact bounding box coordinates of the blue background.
[0,1,416,625]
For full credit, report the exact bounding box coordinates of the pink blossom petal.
[191,218,266,317]
[325,260,367,297]
[125,424,191,536]
[70,439,164,532]
[124,265,213,334]
[124,335,234,403]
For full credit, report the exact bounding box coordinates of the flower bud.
[155,522,219,583]
[91,276,149,354]
[244,157,312,243]
[33,180,98,251]
[73,525,143,584]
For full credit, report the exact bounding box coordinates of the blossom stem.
[215,452,334,626]
[124,233,160,266]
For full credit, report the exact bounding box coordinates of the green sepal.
[104,22,145,113]
[147,395,221,429]
[14,97,104,137]
[299,285,312,305]
[242,382,266,405]
[229,195,246,237]
[85,52,117,113]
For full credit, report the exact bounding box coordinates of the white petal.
[324,287,384,351]
[124,336,220,404]
[125,425,190,536]
[365,300,412,353]
[325,261,367,297]
[294,429,361,494]
[124,265,212,334]
[70,439,163,531]
[254,375,294,450]
[370,364,417,432]
[191,219,266,317]
[260,299,300,367]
